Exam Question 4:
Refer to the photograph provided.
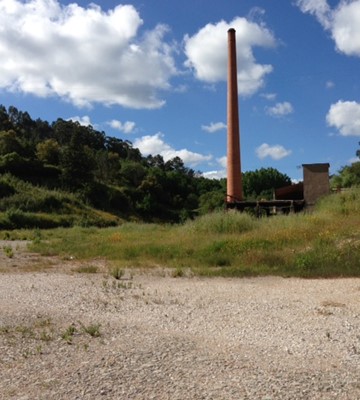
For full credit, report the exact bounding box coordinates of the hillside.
[0,105,226,227]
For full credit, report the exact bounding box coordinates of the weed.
[3,245,14,258]
[172,267,184,277]
[75,265,98,274]
[61,325,76,344]
[32,229,42,244]
[117,281,132,289]
[110,265,124,280]
[39,330,53,342]
[19,188,360,278]
[15,325,34,338]
[0,326,10,334]
[80,322,101,337]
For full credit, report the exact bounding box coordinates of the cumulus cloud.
[217,156,228,169]
[184,16,275,96]
[296,0,360,57]
[133,132,212,166]
[108,119,136,134]
[349,156,360,164]
[326,100,360,136]
[202,156,227,179]
[202,170,227,179]
[256,143,292,160]
[68,115,93,126]
[0,0,177,108]
[296,0,332,29]
[266,101,294,117]
[201,122,227,133]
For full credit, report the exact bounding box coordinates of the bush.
[184,210,257,234]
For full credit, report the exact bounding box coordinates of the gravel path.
[0,270,359,399]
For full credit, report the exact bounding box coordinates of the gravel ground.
[0,259,360,399]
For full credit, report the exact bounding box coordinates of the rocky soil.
[0,241,359,399]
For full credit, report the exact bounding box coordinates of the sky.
[1,0,360,181]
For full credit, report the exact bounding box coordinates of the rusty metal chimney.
[226,28,243,203]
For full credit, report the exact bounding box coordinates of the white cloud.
[349,157,360,164]
[201,122,227,133]
[201,156,228,179]
[0,0,177,108]
[296,0,360,57]
[68,115,92,126]
[266,101,294,117]
[202,170,226,179]
[108,119,136,134]
[217,156,227,169]
[133,132,212,166]
[184,16,275,96]
[326,80,335,89]
[261,92,277,101]
[326,100,360,136]
[295,0,332,29]
[256,143,292,160]
[331,1,360,56]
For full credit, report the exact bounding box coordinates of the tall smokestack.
[227,28,243,203]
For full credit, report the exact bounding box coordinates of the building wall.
[303,163,330,206]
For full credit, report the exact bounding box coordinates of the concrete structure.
[302,163,330,207]
[226,28,243,203]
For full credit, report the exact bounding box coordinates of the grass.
[109,265,124,280]
[3,245,14,258]
[12,188,360,278]
[79,322,101,337]
[0,174,120,229]
[74,265,98,274]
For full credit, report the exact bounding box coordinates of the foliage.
[331,143,360,189]
[29,188,360,278]
[0,104,320,226]
[331,162,360,188]
[242,167,291,199]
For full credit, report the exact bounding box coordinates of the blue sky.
[1,0,360,181]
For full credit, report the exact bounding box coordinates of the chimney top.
[228,28,236,33]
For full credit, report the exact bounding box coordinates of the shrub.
[184,210,257,234]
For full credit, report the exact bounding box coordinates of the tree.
[60,131,95,189]
[331,162,360,188]
[0,130,24,156]
[36,139,61,165]
[242,167,291,200]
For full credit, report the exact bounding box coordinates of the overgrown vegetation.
[0,105,294,227]
[27,188,360,278]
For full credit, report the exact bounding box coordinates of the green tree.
[36,139,61,165]
[61,131,95,189]
[0,130,24,156]
[331,162,360,188]
[243,167,291,200]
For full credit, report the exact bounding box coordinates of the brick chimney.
[226,28,243,203]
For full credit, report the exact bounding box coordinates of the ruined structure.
[302,163,330,207]
[225,29,330,215]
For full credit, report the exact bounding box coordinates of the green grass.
[0,174,120,229]
[20,188,360,278]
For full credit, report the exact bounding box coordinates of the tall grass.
[26,188,360,278]
[0,174,119,229]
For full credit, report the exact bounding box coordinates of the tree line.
[0,104,295,223]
